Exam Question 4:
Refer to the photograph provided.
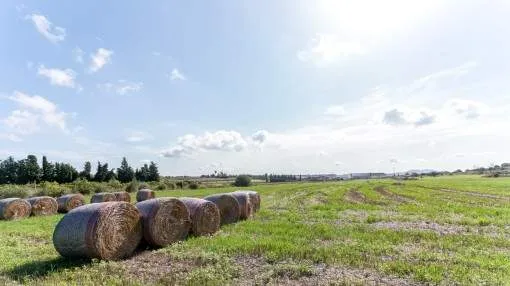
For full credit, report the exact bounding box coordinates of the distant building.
[347,173,389,180]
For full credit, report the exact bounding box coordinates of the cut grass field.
[1,175,510,285]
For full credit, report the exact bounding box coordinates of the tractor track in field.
[415,185,510,201]
[373,186,413,203]
[344,188,367,203]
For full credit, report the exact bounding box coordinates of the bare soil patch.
[119,251,423,285]
[120,251,197,284]
[374,186,412,203]
[234,256,422,285]
[373,221,467,235]
[371,221,510,238]
[345,189,367,203]
[439,189,510,200]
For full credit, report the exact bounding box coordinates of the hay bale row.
[52,190,261,261]
[27,196,58,216]
[57,194,85,213]
[0,198,31,220]
[90,192,116,204]
[179,198,220,236]
[136,189,155,202]
[114,191,131,202]
[238,190,261,212]
[136,198,190,247]
[203,193,240,225]
[203,190,260,225]
[53,202,142,260]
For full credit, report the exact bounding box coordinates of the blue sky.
[1,0,510,175]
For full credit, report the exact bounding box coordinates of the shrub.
[93,184,107,194]
[0,186,29,199]
[107,179,123,190]
[234,175,252,187]
[155,184,166,191]
[138,183,149,190]
[125,180,139,193]
[165,181,176,190]
[38,181,68,197]
[189,182,199,190]
[72,179,94,195]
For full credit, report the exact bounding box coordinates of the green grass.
[1,176,510,285]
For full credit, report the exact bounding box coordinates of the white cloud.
[89,48,113,73]
[152,51,161,56]
[0,133,22,142]
[73,47,84,63]
[126,131,152,143]
[5,91,68,133]
[405,62,477,93]
[26,14,66,43]
[169,68,186,81]
[161,130,247,158]
[383,109,407,126]
[251,130,269,144]
[37,65,76,88]
[3,110,39,135]
[98,80,143,95]
[324,105,346,116]
[414,112,435,126]
[382,108,435,127]
[446,99,485,119]
[297,34,365,66]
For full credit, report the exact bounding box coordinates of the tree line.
[0,155,159,185]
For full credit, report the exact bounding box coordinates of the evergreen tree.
[136,164,150,181]
[0,156,18,184]
[148,161,159,182]
[117,157,134,183]
[41,156,54,182]
[94,161,106,182]
[79,161,92,180]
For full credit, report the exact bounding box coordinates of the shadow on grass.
[5,257,91,281]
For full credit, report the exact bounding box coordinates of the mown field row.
[1,175,510,285]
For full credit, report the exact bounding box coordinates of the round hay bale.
[135,198,191,247]
[90,192,116,204]
[229,192,253,220]
[53,202,142,260]
[114,191,131,203]
[203,193,240,225]
[57,194,85,213]
[26,196,58,216]
[136,189,155,202]
[235,190,260,212]
[179,198,220,236]
[0,198,31,220]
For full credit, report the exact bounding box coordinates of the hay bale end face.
[57,194,85,213]
[0,198,31,220]
[136,189,155,202]
[27,196,58,216]
[179,198,220,236]
[203,193,240,225]
[114,191,131,203]
[53,202,142,260]
[135,198,191,248]
[229,192,253,220]
[235,190,260,212]
[90,192,116,204]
